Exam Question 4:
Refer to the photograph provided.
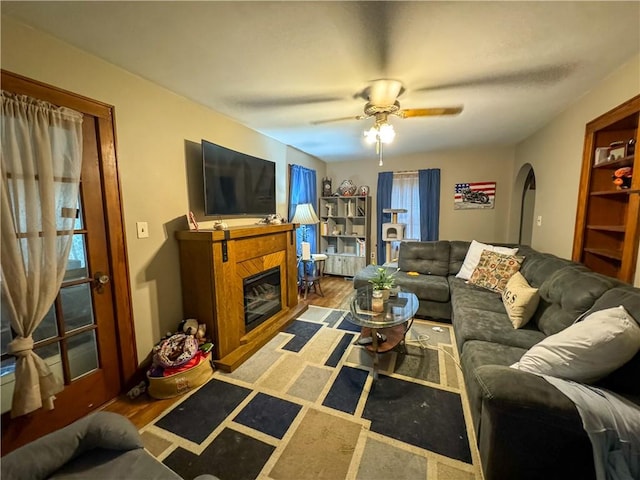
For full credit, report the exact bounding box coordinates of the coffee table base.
[358,320,413,379]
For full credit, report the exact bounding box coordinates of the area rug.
[140,307,483,480]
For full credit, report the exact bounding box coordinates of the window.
[390,171,420,259]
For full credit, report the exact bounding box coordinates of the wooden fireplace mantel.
[175,223,305,371]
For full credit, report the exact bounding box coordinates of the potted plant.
[368,267,396,299]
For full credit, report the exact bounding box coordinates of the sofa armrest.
[474,365,595,480]
[1,412,143,480]
[475,365,579,424]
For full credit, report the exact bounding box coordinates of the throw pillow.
[455,240,519,280]
[502,272,540,328]
[511,305,640,383]
[468,250,524,293]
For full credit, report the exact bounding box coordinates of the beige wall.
[1,17,326,361]
[512,54,640,263]
[327,146,515,262]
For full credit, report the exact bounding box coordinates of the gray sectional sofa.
[354,240,640,480]
[1,412,218,480]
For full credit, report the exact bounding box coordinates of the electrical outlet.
[136,221,149,239]
[370,252,375,259]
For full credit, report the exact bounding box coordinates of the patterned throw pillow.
[468,250,524,293]
[502,271,540,328]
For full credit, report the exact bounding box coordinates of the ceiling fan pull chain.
[378,141,384,166]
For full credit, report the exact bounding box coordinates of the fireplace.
[243,267,282,332]
[176,224,304,372]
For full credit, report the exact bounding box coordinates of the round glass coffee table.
[347,285,419,378]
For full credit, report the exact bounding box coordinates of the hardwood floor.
[102,274,354,428]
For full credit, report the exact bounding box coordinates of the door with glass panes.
[1,71,134,452]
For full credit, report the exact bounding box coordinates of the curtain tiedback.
[288,164,318,255]
[1,91,83,417]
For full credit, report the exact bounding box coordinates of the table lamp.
[292,203,319,260]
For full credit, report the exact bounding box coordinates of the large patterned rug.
[140,307,483,480]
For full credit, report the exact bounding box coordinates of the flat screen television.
[202,139,276,217]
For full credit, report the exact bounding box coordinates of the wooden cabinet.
[572,95,639,283]
[319,196,371,277]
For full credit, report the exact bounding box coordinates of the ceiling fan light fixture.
[363,122,395,145]
[364,126,379,144]
[378,123,396,144]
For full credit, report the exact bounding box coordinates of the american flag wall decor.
[454,182,496,209]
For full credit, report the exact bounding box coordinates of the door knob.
[94,272,110,292]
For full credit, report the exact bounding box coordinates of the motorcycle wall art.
[454,182,496,210]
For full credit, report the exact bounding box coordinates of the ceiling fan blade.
[231,95,344,109]
[415,64,576,92]
[400,106,463,118]
[311,115,365,125]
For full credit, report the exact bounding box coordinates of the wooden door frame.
[1,70,138,386]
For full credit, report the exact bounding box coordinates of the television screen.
[202,140,276,217]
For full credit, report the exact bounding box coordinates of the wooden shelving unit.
[318,196,371,277]
[572,95,639,283]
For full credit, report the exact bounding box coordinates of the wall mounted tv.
[202,139,276,217]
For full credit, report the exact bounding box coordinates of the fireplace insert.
[243,267,281,332]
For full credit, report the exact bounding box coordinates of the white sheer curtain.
[390,172,420,259]
[1,91,83,417]
[392,171,421,236]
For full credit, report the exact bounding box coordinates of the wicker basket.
[147,353,213,399]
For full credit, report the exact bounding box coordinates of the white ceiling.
[3,1,640,163]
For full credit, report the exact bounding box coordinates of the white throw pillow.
[511,306,640,383]
[502,272,540,328]
[456,240,519,280]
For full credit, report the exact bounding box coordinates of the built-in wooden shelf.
[593,155,634,169]
[572,94,639,283]
[586,225,625,232]
[584,248,623,261]
[590,188,640,196]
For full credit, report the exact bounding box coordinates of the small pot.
[375,289,390,300]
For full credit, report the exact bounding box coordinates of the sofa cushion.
[535,267,618,336]
[450,276,510,318]
[468,250,524,293]
[394,271,450,303]
[511,306,640,383]
[460,340,527,433]
[455,240,519,280]
[449,240,471,275]
[453,305,547,352]
[450,277,546,351]
[398,241,450,276]
[519,251,582,288]
[502,272,540,328]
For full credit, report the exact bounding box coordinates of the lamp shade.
[291,203,319,225]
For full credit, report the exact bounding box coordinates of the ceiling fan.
[311,79,463,126]
[312,79,462,165]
